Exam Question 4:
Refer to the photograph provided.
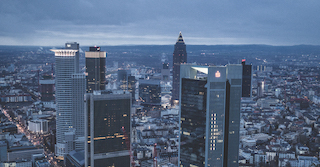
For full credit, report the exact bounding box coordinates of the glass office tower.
[85,46,106,93]
[179,64,242,167]
[241,59,252,97]
[85,91,131,167]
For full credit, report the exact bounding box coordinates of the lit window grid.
[210,113,217,150]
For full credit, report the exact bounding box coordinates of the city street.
[1,106,59,166]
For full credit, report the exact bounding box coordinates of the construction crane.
[121,126,135,167]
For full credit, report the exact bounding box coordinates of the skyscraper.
[172,32,187,105]
[115,69,136,103]
[118,70,130,90]
[52,48,78,156]
[179,64,242,167]
[39,75,55,101]
[85,46,106,93]
[161,62,170,81]
[65,42,80,73]
[241,59,252,97]
[84,91,131,167]
[139,79,161,107]
[128,75,136,103]
[72,73,86,150]
[51,42,86,156]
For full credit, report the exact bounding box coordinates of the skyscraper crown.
[176,31,185,44]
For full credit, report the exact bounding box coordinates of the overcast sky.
[1,0,320,46]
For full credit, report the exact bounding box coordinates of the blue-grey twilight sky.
[0,0,320,46]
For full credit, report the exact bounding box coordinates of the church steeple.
[176,31,185,44]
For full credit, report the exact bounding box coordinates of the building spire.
[176,31,185,44]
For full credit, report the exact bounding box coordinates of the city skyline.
[2,37,320,166]
[1,1,320,46]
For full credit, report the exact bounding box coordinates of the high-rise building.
[172,32,187,105]
[118,70,130,90]
[257,81,264,97]
[85,46,106,93]
[51,42,86,156]
[52,48,78,156]
[39,75,55,101]
[72,73,86,150]
[161,62,170,81]
[128,75,136,103]
[241,59,252,97]
[179,64,242,167]
[139,79,161,107]
[117,70,136,102]
[84,90,131,167]
[65,42,80,73]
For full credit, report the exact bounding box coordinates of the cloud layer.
[1,0,320,46]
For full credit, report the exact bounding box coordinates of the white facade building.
[28,119,48,134]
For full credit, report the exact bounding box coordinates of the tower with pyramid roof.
[172,32,187,105]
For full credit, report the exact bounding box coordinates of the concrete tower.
[52,48,78,156]
[51,42,86,156]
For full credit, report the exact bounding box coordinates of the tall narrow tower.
[51,48,78,156]
[51,42,86,156]
[85,46,106,93]
[172,32,187,105]
[241,59,252,97]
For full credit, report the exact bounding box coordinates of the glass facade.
[139,80,161,106]
[71,73,86,150]
[94,156,130,167]
[128,76,136,102]
[225,79,242,166]
[85,48,106,93]
[93,99,130,153]
[180,78,207,167]
[241,62,252,97]
[118,70,129,90]
[179,64,242,167]
[208,84,226,167]
[85,93,131,167]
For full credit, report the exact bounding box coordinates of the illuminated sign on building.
[215,71,221,78]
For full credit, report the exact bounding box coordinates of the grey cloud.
[0,0,320,45]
